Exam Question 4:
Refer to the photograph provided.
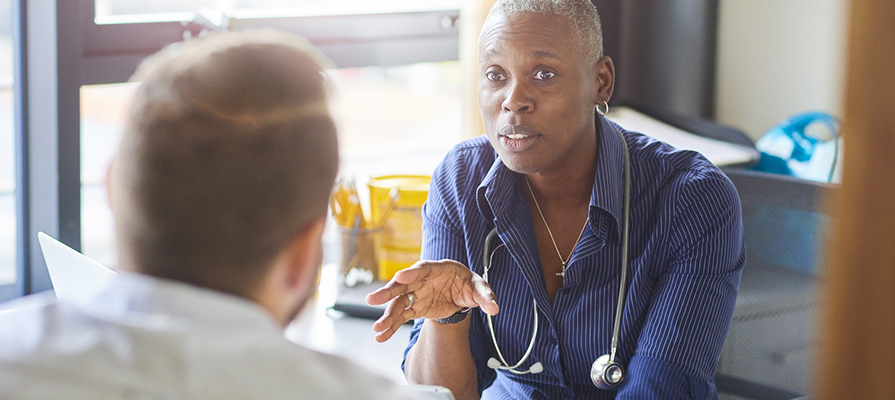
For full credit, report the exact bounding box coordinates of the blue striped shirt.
[405,114,745,399]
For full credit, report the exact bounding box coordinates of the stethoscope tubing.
[483,234,541,374]
[481,124,632,386]
[609,126,632,363]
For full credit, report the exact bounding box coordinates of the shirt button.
[561,288,571,294]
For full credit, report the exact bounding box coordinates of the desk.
[606,107,760,167]
[285,264,412,383]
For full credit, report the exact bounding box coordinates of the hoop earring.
[596,101,610,116]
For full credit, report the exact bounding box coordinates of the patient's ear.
[283,216,326,290]
[254,216,327,327]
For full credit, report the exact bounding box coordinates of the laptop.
[38,232,116,302]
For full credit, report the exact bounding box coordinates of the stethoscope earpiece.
[487,357,544,375]
[529,362,544,374]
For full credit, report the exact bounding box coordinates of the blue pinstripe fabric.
[405,114,745,399]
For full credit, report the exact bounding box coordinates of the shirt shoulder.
[178,340,434,399]
[432,135,495,189]
[425,136,496,231]
[286,347,438,400]
[621,127,734,199]
[0,298,433,400]
[0,299,192,398]
[622,128,718,176]
[0,296,86,361]
[620,125,741,244]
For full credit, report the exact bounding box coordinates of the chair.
[715,169,837,400]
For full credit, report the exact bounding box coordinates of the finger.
[392,259,463,285]
[367,260,444,305]
[365,280,426,306]
[365,279,408,305]
[372,295,411,337]
[471,276,499,316]
[374,325,397,343]
[372,310,413,343]
[391,261,436,285]
[385,304,417,340]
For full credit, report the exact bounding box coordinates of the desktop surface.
[286,264,412,384]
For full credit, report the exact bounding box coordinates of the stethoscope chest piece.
[590,354,624,388]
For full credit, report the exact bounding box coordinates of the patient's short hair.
[113,30,338,297]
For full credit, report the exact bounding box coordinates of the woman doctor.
[367,1,744,399]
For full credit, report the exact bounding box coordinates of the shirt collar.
[476,155,520,224]
[592,114,628,243]
[476,113,628,242]
[82,272,283,335]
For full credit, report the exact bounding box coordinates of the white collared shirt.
[0,273,432,400]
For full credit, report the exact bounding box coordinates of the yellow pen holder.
[368,175,431,282]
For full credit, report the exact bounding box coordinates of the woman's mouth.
[499,126,541,152]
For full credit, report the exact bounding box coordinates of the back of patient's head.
[111,30,338,298]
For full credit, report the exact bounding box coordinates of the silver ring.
[405,292,416,310]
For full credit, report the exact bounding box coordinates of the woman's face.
[477,12,606,175]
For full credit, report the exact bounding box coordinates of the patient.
[0,30,436,399]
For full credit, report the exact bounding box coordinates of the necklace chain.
[525,177,590,278]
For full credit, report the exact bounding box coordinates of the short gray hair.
[485,0,604,64]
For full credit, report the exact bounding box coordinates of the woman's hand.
[366,259,499,342]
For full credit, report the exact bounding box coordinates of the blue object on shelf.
[751,112,840,183]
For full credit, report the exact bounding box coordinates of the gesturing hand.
[365,259,499,342]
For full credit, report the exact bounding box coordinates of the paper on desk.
[606,107,758,167]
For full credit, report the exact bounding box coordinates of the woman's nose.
[502,80,534,113]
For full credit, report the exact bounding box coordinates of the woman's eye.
[534,70,556,80]
[485,71,505,82]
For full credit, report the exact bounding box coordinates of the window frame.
[82,2,460,85]
[7,0,459,300]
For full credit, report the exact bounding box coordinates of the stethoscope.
[482,124,632,389]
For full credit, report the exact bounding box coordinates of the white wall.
[715,0,848,141]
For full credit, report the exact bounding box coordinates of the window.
[0,0,15,299]
[94,0,461,20]
[14,0,461,297]
[80,62,461,269]
[80,83,137,268]
[331,62,461,177]
[81,1,460,84]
